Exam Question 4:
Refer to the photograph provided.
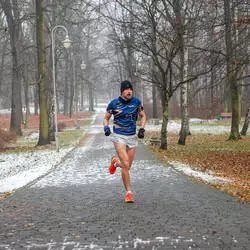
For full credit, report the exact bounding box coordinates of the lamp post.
[52,25,72,151]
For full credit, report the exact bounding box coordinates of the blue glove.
[104,126,111,136]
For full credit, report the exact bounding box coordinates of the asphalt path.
[0,112,249,249]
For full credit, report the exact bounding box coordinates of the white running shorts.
[110,133,138,148]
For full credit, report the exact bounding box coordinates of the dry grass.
[0,128,17,150]
[145,131,250,203]
[0,112,92,152]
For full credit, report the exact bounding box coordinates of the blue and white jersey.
[106,96,144,136]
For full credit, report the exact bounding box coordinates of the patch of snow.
[0,109,11,114]
[0,113,99,194]
[0,107,37,114]
[94,107,107,113]
[146,121,181,132]
[190,125,230,134]
[189,118,202,123]
[133,238,151,248]
[0,147,73,193]
[87,125,103,134]
[145,120,232,134]
[169,161,232,184]
[0,235,186,249]
[24,132,39,140]
[0,110,239,195]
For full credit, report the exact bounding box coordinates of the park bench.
[150,138,161,146]
[151,118,160,125]
[220,112,232,119]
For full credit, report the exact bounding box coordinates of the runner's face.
[122,88,133,100]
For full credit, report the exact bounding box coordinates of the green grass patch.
[2,117,93,154]
[59,129,86,147]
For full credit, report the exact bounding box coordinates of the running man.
[103,80,146,203]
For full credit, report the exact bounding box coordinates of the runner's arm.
[138,110,146,129]
[103,112,112,126]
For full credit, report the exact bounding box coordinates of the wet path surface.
[0,113,249,249]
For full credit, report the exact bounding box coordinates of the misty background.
[0,0,249,147]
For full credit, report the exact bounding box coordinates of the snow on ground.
[0,111,242,194]
[169,161,232,184]
[0,147,73,193]
[0,109,11,114]
[146,119,232,134]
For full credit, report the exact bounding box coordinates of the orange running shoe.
[109,156,118,174]
[125,192,134,203]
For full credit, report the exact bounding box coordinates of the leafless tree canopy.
[0,0,249,143]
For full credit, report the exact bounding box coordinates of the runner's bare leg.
[114,143,135,192]
[126,147,135,168]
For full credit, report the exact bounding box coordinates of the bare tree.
[36,0,50,145]
[223,0,241,140]
[172,0,190,145]
[0,0,23,135]
[241,106,250,136]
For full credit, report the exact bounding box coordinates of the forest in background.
[0,0,249,148]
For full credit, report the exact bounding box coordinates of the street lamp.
[62,35,72,49]
[80,62,86,70]
[81,62,86,70]
[52,25,72,152]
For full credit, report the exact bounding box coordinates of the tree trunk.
[63,53,70,116]
[10,41,23,136]
[223,0,241,140]
[208,16,216,117]
[160,93,169,150]
[178,41,189,145]
[88,81,94,112]
[74,56,80,128]
[84,36,94,112]
[67,51,76,118]
[47,33,55,141]
[0,39,8,89]
[69,57,75,117]
[152,83,158,118]
[241,107,250,136]
[31,4,39,116]
[36,0,49,145]
[34,82,39,115]
[127,0,136,94]
[178,84,188,145]
[176,0,189,145]
[229,82,241,140]
[1,0,23,135]
[23,62,30,128]
[80,80,84,111]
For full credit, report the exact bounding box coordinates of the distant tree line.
[98,0,249,147]
[0,0,249,149]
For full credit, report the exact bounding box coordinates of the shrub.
[58,122,66,132]
[0,128,17,150]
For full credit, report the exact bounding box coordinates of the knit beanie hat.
[120,80,133,93]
